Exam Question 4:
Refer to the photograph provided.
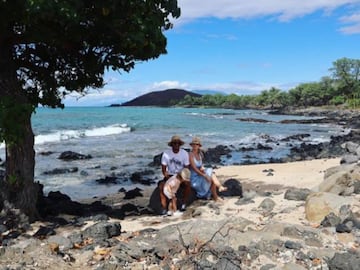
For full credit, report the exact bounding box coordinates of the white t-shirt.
[161,149,189,175]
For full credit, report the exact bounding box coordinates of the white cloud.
[178,0,358,20]
[63,89,118,106]
[147,80,288,96]
[342,12,360,21]
[150,80,189,90]
[186,80,296,95]
[339,12,360,33]
[205,33,238,41]
[177,0,360,27]
[339,23,360,33]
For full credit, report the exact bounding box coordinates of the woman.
[188,137,227,202]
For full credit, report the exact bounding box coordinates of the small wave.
[186,112,207,117]
[186,112,224,119]
[35,124,131,145]
[85,124,130,137]
[237,133,277,144]
[310,137,331,144]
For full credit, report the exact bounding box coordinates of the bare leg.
[210,183,224,202]
[159,182,167,210]
[171,198,177,212]
[182,181,192,206]
[211,173,227,192]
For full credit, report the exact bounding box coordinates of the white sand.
[119,158,341,232]
[215,158,341,190]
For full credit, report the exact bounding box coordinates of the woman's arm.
[189,152,210,181]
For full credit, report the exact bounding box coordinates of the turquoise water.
[0,106,346,200]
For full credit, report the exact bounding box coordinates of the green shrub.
[329,95,346,105]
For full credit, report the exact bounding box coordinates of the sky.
[64,0,360,106]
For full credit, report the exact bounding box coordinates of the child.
[160,168,191,216]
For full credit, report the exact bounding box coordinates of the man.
[160,135,190,212]
[161,135,189,179]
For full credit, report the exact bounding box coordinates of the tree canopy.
[0,0,180,220]
[0,0,180,108]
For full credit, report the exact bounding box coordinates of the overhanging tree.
[0,0,180,221]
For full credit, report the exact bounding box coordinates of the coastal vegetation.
[0,0,180,220]
[177,57,360,110]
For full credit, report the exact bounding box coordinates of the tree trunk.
[4,113,38,221]
[0,79,39,222]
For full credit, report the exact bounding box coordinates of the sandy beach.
[215,158,341,190]
[119,158,342,232]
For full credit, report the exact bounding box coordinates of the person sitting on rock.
[159,135,191,211]
[189,136,227,202]
[159,168,191,216]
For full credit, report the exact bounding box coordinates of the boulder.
[219,178,243,197]
[318,163,360,195]
[340,154,359,164]
[58,151,92,161]
[341,141,360,154]
[82,221,121,240]
[284,188,311,201]
[305,192,353,223]
[327,252,360,270]
[148,183,197,215]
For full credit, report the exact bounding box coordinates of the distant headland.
[109,88,201,107]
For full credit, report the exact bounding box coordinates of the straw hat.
[168,135,184,146]
[180,168,191,181]
[190,137,202,147]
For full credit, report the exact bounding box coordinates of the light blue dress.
[190,155,213,199]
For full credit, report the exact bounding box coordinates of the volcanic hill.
[116,89,201,107]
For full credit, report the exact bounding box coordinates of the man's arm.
[162,164,169,179]
[161,152,170,179]
[182,149,190,168]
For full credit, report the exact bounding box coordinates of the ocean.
[0,106,347,200]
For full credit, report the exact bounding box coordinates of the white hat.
[190,137,202,147]
[180,168,190,181]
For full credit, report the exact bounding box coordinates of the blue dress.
[190,155,213,199]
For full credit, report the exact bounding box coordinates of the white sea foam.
[186,112,224,119]
[237,134,266,144]
[85,124,130,137]
[186,112,208,118]
[34,123,131,145]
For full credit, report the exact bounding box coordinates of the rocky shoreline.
[1,107,360,270]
